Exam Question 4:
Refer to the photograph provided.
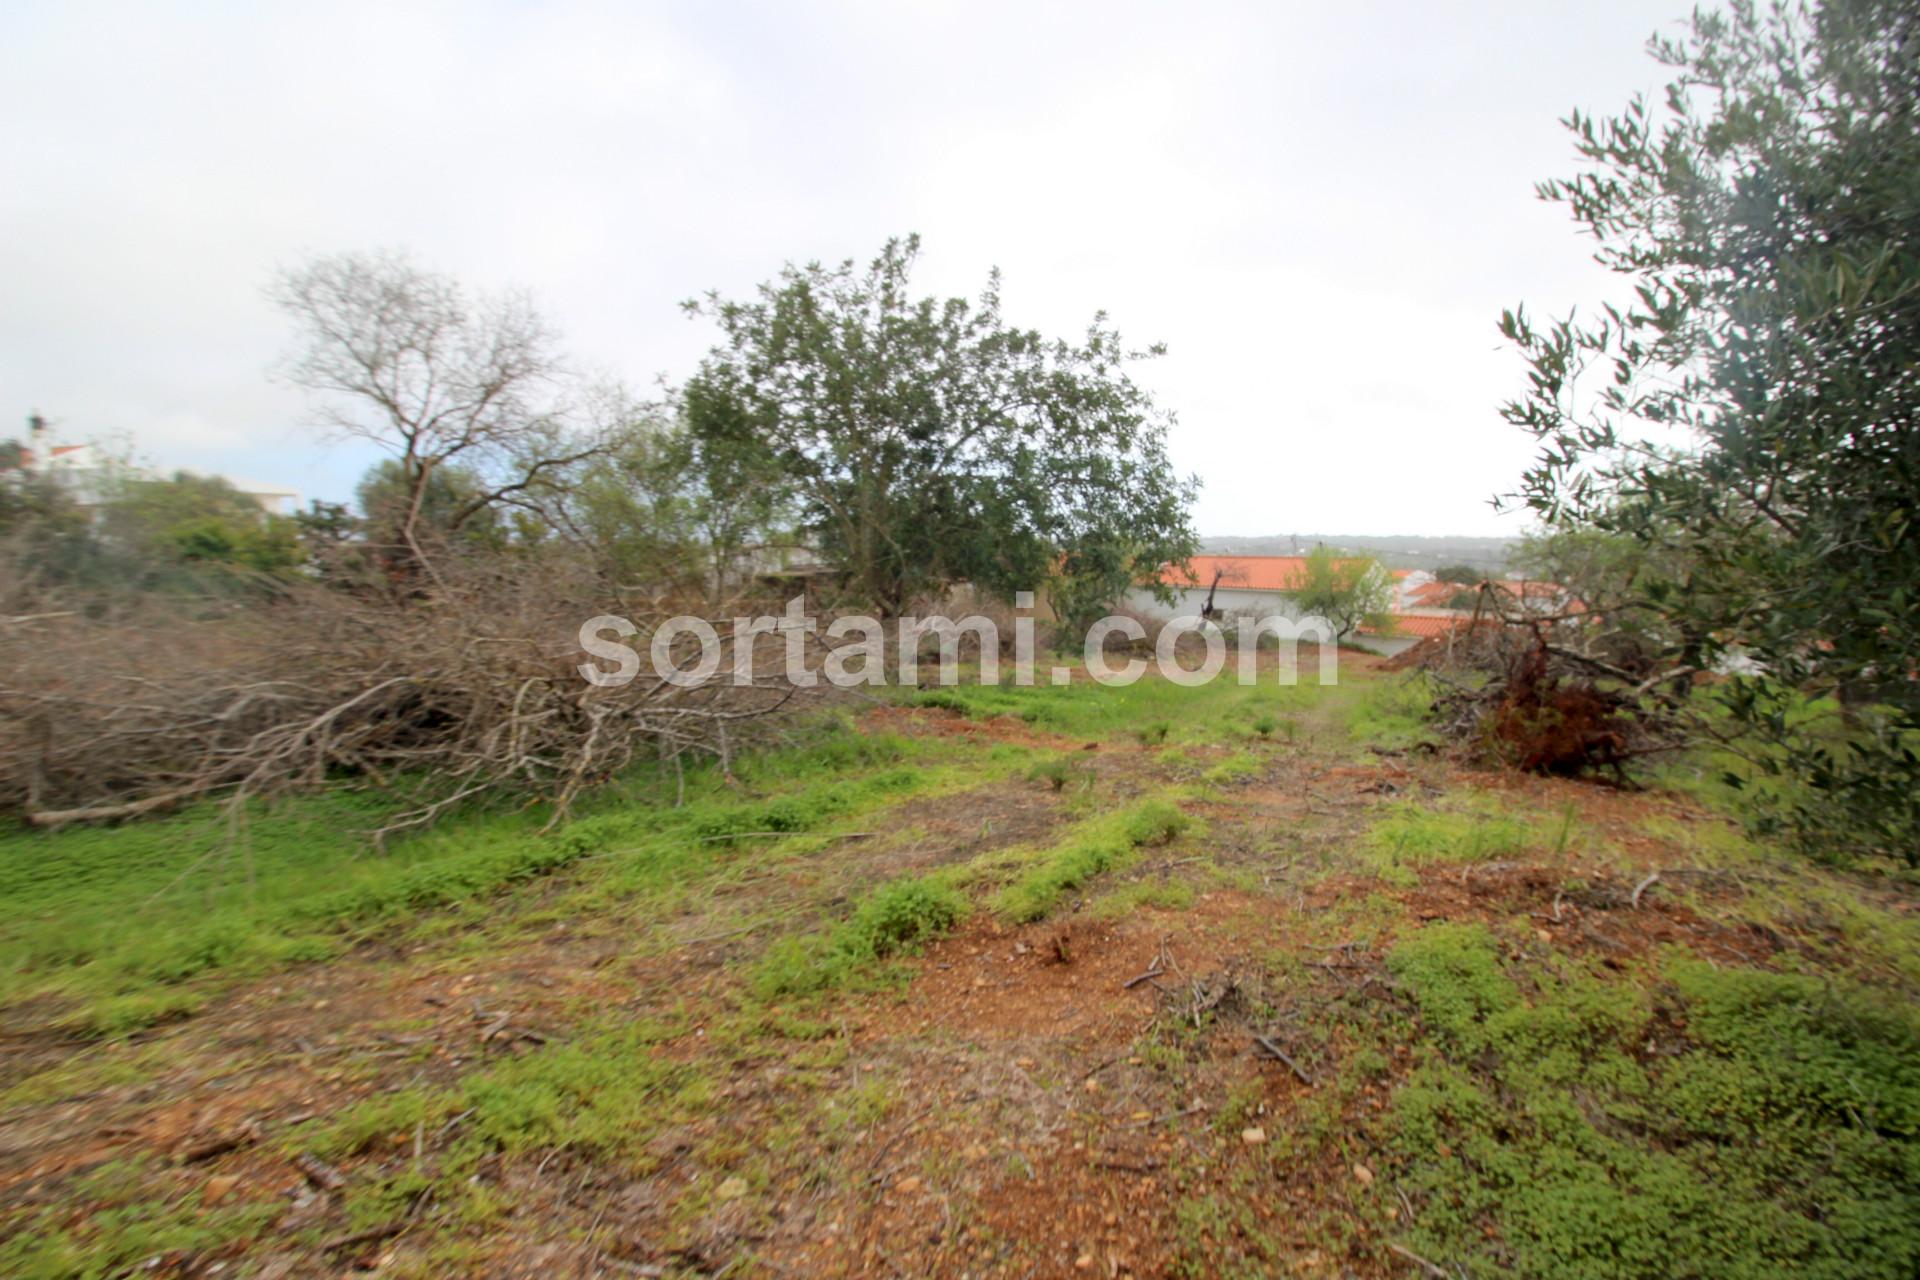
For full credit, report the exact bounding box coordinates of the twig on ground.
[1251,1034,1316,1087]
[293,1152,346,1192]
[1388,1242,1450,1278]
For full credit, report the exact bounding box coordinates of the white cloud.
[0,0,1687,534]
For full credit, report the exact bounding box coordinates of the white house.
[16,436,299,516]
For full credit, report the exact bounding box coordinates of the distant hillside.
[1200,533,1516,574]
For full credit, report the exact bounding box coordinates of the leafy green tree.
[564,403,793,599]
[103,472,302,573]
[1500,0,1920,861]
[682,235,1197,616]
[0,439,83,538]
[0,437,105,598]
[1283,545,1393,642]
[1434,564,1483,586]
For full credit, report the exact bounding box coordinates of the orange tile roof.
[1163,556,1311,592]
[1163,555,1385,593]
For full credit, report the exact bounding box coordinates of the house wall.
[1121,586,1308,623]
[1347,633,1422,658]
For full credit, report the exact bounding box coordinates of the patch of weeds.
[994,798,1193,922]
[461,1023,709,1163]
[1089,878,1197,918]
[911,690,973,714]
[1201,752,1261,786]
[342,1168,434,1233]
[1379,922,1920,1279]
[1138,720,1173,745]
[1249,714,1279,739]
[1342,674,1436,752]
[754,875,969,997]
[1362,802,1538,886]
[1026,756,1089,792]
[0,1154,279,1280]
[301,1085,460,1161]
[1171,1189,1289,1278]
[1214,1079,1265,1135]
[0,1042,170,1109]
[1639,811,1764,866]
[78,988,209,1037]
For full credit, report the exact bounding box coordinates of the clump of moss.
[1380,923,1920,1279]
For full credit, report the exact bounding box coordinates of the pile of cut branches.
[1418,612,1692,780]
[0,556,811,843]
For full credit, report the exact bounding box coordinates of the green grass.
[1380,922,1920,1278]
[1342,672,1436,752]
[1361,799,1545,885]
[994,796,1192,922]
[0,1159,280,1280]
[1201,751,1263,786]
[0,721,964,1033]
[909,675,1321,745]
[753,874,971,997]
[9,661,1920,1280]
[1025,755,1092,792]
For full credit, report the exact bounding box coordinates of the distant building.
[1126,554,1572,658]
[11,420,300,516]
[218,478,302,516]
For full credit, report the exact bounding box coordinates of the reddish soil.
[0,692,1834,1279]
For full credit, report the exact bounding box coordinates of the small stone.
[1352,1162,1374,1186]
[894,1175,921,1194]
[1240,1127,1266,1145]
[715,1176,748,1201]
[1075,1255,1095,1270]
[202,1174,239,1205]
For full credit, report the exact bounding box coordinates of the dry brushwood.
[1411,605,1692,779]
[0,554,815,843]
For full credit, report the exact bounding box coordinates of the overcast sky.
[2,0,1688,537]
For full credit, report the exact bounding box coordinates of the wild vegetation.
[3,664,1916,1278]
[1488,0,1920,862]
[1,0,1916,1275]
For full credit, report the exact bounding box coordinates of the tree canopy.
[1500,0,1919,860]
[1283,546,1393,642]
[682,235,1197,616]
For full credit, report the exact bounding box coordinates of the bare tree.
[269,250,608,582]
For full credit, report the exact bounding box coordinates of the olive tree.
[1282,545,1394,642]
[1500,0,1920,861]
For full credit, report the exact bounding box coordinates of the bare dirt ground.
[2,668,1901,1278]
